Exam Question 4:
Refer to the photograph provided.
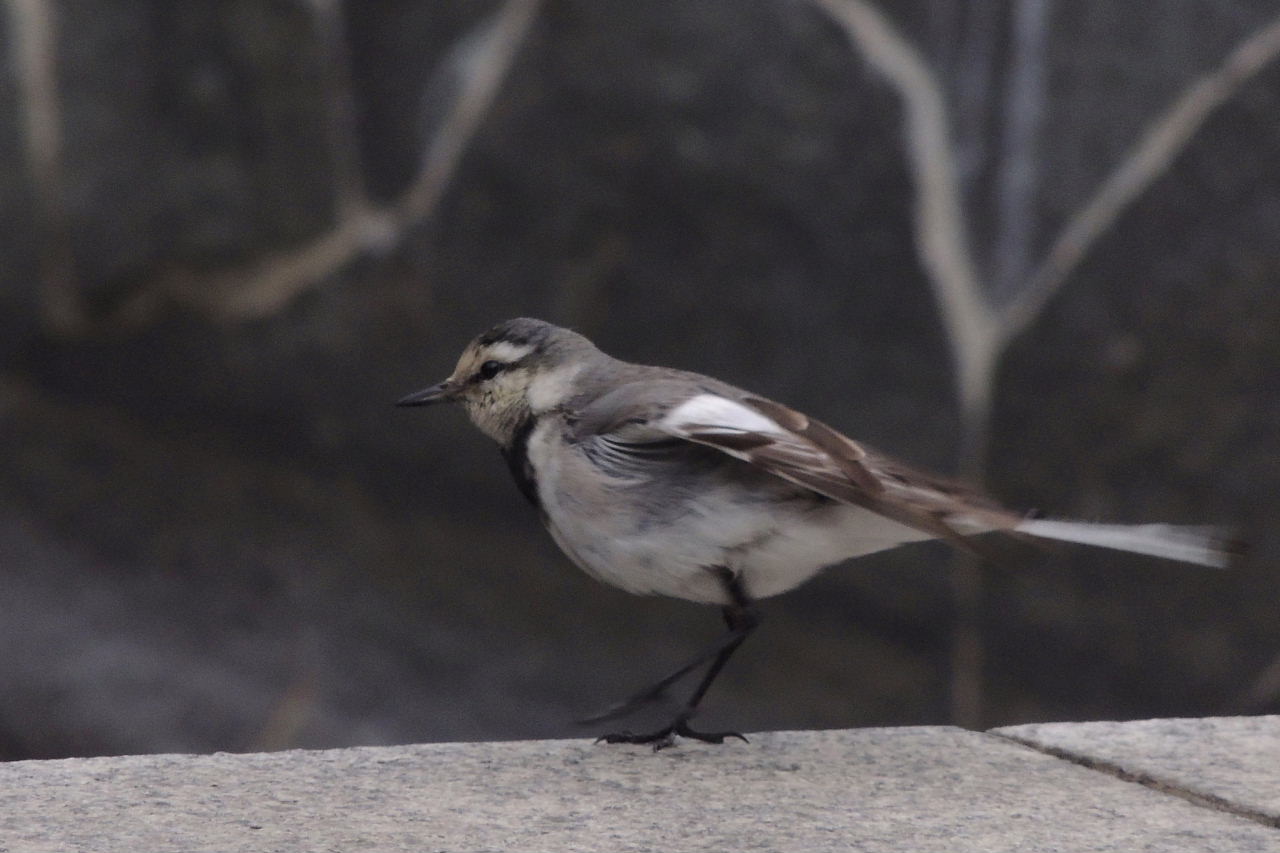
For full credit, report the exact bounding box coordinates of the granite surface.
[1,722,1277,852]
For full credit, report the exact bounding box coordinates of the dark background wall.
[1,0,1277,759]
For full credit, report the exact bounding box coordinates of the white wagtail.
[398,317,1236,747]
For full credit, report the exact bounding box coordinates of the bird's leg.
[590,569,759,748]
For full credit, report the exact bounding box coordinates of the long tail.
[1014,518,1240,569]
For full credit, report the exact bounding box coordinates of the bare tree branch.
[393,0,541,227]
[309,0,370,219]
[171,211,395,318]
[810,0,1001,428]
[1000,12,1280,343]
[814,1,1280,408]
[991,0,1050,300]
[8,0,78,331]
[162,0,543,322]
[811,0,1280,732]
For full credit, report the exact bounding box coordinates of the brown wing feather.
[674,395,1022,552]
[743,397,885,495]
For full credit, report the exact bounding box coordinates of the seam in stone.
[990,732,1280,831]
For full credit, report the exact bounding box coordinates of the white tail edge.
[1014,519,1239,569]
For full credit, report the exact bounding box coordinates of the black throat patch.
[500,415,540,511]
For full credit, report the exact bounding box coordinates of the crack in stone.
[990,731,1280,831]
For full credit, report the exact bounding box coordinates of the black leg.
[590,568,759,749]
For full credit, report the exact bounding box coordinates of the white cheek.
[527,363,583,413]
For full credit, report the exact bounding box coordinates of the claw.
[596,718,749,750]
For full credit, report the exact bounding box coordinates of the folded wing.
[573,384,1237,569]
[653,391,1019,551]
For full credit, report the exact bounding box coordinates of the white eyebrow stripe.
[486,341,535,362]
[663,393,788,436]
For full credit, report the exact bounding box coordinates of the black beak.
[395,381,457,407]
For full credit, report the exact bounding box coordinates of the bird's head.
[396,318,599,446]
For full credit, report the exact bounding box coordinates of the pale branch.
[190,0,541,321]
[8,0,78,331]
[58,0,538,326]
[810,0,1000,425]
[170,208,395,319]
[9,0,60,221]
[812,1,1280,418]
[991,0,1049,300]
[180,0,541,321]
[310,0,370,219]
[809,0,1280,733]
[393,0,542,227]
[999,12,1280,343]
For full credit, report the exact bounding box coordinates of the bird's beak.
[395,381,458,407]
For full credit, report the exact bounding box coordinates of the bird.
[397,317,1236,748]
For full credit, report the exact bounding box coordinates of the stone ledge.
[0,719,1276,852]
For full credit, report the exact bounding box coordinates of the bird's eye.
[478,360,504,381]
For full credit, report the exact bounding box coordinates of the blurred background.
[1,0,1278,760]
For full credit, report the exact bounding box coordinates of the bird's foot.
[596,718,748,751]
[577,627,752,727]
